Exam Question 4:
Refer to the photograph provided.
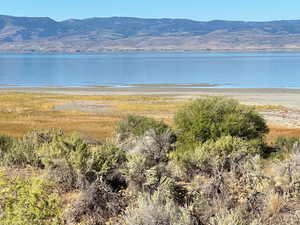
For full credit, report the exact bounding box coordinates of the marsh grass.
[0,92,298,142]
[255,104,289,112]
[0,92,182,140]
[267,125,300,145]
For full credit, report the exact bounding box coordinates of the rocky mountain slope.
[1,15,300,52]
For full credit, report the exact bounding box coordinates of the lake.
[0,53,299,88]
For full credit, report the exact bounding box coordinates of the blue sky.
[1,0,300,21]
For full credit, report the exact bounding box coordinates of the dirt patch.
[53,100,113,113]
[261,109,300,128]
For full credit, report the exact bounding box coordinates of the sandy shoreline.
[1,86,300,108]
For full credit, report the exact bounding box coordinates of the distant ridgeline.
[1,15,300,52]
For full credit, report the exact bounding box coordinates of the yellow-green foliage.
[38,133,90,174]
[171,136,262,175]
[174,97,269,145]
[194,136,261,164]
[0,129,65,167]
[89,144,126,177]
[116,114,171,141]
[0,173,62,225]
[0,135,15,166]
[0,92,180,140]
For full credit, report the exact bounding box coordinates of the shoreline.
[2,86,300,93]
[2,49,300,54]
[1,86,300,109]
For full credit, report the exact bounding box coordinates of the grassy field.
[0,92,184,140]
[0,92,299,143]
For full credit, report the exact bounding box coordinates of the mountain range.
[1,15,300,52]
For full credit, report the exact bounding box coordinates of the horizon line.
[1,14,300,23]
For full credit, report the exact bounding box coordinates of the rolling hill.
[1,15,300,52]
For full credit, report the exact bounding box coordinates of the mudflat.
[2,86,300,108]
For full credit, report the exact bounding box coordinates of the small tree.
[174,97,269,145]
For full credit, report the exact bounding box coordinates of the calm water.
[0,53,299,88]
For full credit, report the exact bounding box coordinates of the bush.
[0,137,43,168]
[119,192,194,225]
[38,133,93,191]
[171,136,262,177]
[125,154,148,191]
[22,129,64,148]
[174,97,269,145]
[65,178,122,225]
[124,128,176,192]
[37,133,125,191]
[1,141,41,167]
[44,161,78,192]
[39,133,90,174]
[0,134,14,156]
[0,135,17,166]
[209,209,248,225]
[116,114,173,142]
[0,129,64,168]
[89,144,126,177]
[194,136,261,166]
[127,129,176,164]
[0,173,63,225]
[88,144,127,190]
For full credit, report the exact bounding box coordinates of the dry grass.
[256,104,289,112]
[0,92,299,142]
[267,125,300,144]
[264,192,286,217]
[0,92,182,140]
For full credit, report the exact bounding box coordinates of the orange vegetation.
[267,125,300,144]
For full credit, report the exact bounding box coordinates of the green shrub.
[174,97,269,145]
[0,136,43,168]
[0,173,63,225]
[126,129,176,164]
[0,130,64,168]
[125,154,148,191]
[194,136,261,165]
[39,133,90,174]
[123,128,176,192]
[88,144,127,190]
[0,135,17,166]
[22,129,64,148]
[39,133,127,190]
[116,114,172,142]
[0,134,14,156]
[171,136,262,177]
[125,152,176,194]
[89,144,126,177]
[1,141,41,167]
[38,133,93,190]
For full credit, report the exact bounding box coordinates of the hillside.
[1,15,300,52]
